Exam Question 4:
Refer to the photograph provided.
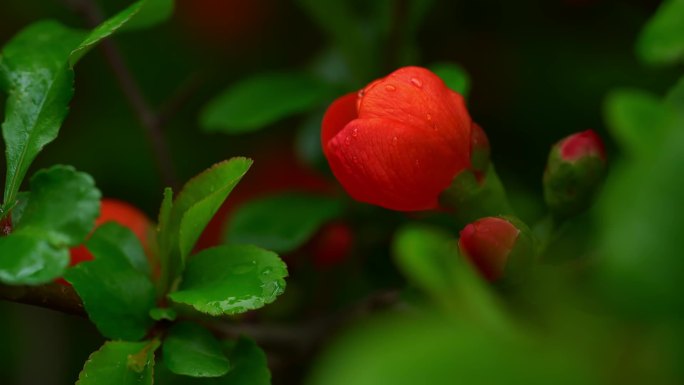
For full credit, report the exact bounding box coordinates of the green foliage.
[429,62,471,99]
[162,322,230,378]
[224,192,344,253]
[157,158,252,293]
[121,0,175,31]
[391,223,507,329]
[168,244,287,316]
[200,73,334,134]
[65,224,156,340]
[392,223,461,299]
[155,337,271,385]
[77,340,159,385]
[149,307,177,321]
[636,0,684,66]
[597,81,684,317]
[0,22,85,209]
[221,337,271,385]
[307,313,601,385]
[603,89,681,157]
[0,0,174,213]
[0,165,100,285]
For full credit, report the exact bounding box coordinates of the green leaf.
[392,224,461,298]
[159,158,252,294]
[200,72,333,134]
[0,166,100,285]
[308,312,602,385]
[1,0,174,210]
[0,21,86,208]
[15,165,100,245]
[121,0,175,31]
[603,89,681,157]
[149,307,177,321]
[597,118,684,317]
[221,337,271,385]
[665,75,684,113]
[154,337,270,385]
[65,224,156,340]
[162,322,230,378]
[0,230,68,285]
[168,245,287,316]
[77,340,159,385]
[225,193,344,253]
[429,62,471,98]
[92,222,150,276]
[636,0,684,66]
[392,224,508,329]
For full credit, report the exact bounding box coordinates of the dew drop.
[392,136,398,145]
[426,113,432,121]
[415,159,420,167]
[345,136,351,145]
[358,89,365,98]
[352,128,358,137]
[411,78,423,87]
[385,84,396,92]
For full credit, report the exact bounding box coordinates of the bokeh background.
[0,0,678,384]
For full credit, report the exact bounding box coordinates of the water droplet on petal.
[345,136,351,145]
[392,136,398,145]
[426,113,432,121]
[411,78,423,87]
[352,128,358,137]
[385,84,396,92]
[358,89,365,98]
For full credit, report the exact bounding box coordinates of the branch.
[0,282,85,317]
[59,0,179,189]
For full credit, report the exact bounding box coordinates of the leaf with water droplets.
[76,340,159,385]
[168,245,287,316]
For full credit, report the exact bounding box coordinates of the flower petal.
[321,92,358,154]
[325,117,468,211]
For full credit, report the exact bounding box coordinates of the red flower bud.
[558,130,606,162]
[458,216,535,282]
[544,130,606,220]
[322,66,472,211]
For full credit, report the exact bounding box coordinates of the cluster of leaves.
[0,1,288,384]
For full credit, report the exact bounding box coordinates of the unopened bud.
[458,216,536,282]
[543,130,606,220]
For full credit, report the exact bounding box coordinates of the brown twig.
[59,0,179,189]
[0,282,86,317]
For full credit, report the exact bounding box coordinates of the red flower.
[321,66,472,211]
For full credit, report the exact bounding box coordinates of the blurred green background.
[0,0,681,384]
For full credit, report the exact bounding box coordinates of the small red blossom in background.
[59,199,154,284]
[458,217,520,281]
[308,222,354,270]
[321,66,473,212]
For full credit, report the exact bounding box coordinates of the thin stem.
[59,0,179,189]
[0,283,86,317]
